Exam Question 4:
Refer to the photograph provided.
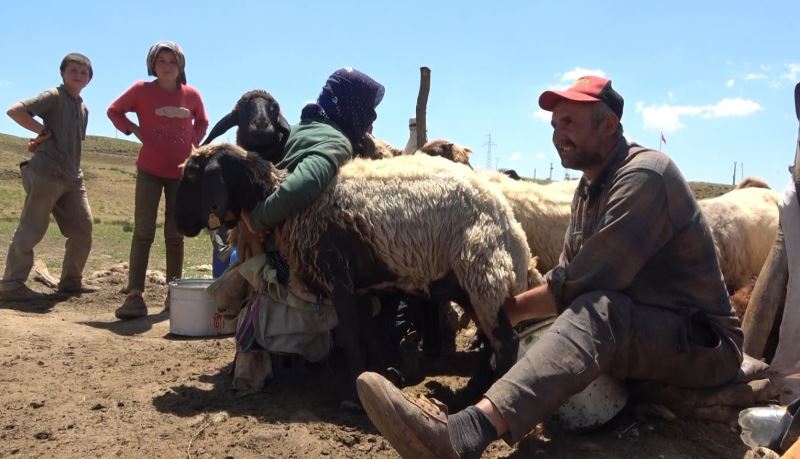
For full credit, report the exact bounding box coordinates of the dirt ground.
[0,265,781,459]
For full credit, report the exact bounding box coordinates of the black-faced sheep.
[176,143,531,401]
[499,168,522,180]
[202,90,291,164]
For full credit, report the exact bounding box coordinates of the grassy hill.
[0,132,735,277]
[0,133,211,277]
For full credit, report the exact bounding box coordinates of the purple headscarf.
[303,68,385,146]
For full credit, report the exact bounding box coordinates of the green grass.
[0,132,212,278]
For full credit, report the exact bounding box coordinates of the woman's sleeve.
[250,152,339,231]
[191,88,209,145]
[106,82,140,134]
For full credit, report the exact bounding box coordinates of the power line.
[483,134,497,170]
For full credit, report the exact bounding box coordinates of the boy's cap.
[60,53,93,80]
[146,41,187,85]
[539,76,624,119]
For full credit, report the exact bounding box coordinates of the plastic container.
[738,404,795,449]
[517,317,628,431]
[169,278,236,336]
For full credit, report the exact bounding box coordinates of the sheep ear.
[202,111,238,145]
[277,114,291,144]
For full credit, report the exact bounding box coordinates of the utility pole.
[549,162,553,181]
[483,134,497,170]
[733,161,738,185]
[533,168,536,180]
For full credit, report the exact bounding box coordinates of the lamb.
[176,143,531,401]
[202,90,291,163]
[698,186,780,293]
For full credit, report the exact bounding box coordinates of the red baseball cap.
[539,76,624,119]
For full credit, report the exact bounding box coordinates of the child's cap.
[146,41,187,85]
[60,53,93,80]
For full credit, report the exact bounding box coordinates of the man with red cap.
[356,76,743,458]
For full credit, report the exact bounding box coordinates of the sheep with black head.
[177,143,531,403]
[202,90,291,164]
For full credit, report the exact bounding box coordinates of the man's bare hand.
[27,130,52,153]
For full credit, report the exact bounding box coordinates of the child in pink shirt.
[108,41,208,320]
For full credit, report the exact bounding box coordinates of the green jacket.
[250,117,352,231]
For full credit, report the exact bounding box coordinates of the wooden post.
[742,230,789,359]
[416,67,431,150]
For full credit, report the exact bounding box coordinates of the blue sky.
[1,0,799,189]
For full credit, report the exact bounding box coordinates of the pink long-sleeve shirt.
[107,81,208,179]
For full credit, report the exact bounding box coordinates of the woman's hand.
[240,209,269,243]
[130,125,143,142]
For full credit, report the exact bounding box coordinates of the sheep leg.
[464,306,518,398]
[421,297,442,355]
[490,307,518,374]
[332,291,366,409]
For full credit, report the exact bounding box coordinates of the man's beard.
[557,141,605,171]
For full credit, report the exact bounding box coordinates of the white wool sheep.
[477,172,778,295]
[699,187,780,292]
[278,153,531,334]
[478,171,574,273]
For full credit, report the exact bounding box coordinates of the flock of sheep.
[175,89,780,403]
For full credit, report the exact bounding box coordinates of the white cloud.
[726,79,735,88]
[783,63,800,81]
[561,67,607,82]
[744,73,767,80]
[707,98,762,117]
[637,98,762,133]
[536,153,547,160]
[668,91,675,101]
[509,152,523,161]
[532,109,551,123]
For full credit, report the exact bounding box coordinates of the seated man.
[356,76,743,459]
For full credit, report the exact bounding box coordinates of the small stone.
[30,401,45,409]
[34,431,52,440]
[90,403,106,411]
[117,401,125,407]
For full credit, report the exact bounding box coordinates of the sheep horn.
[202,111,238,145]
[795,81,800,122]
